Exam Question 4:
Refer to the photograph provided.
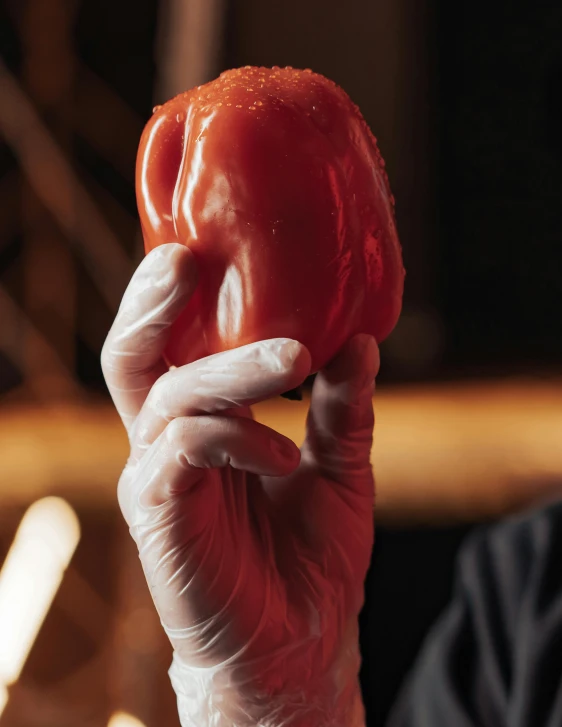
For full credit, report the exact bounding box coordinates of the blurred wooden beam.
[155,0,226,101]
[21,0,77,396]
[0,170,19,247]
[2,380,562,525]
[73,67,144,183]
[0,285,81,399]
[0,59,131,312]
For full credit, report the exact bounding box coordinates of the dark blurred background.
[1,1,562,725]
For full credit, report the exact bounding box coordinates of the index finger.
[101,243,197,431]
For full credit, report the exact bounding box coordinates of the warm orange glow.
[0,498,80,687]
[108,712,147,727]
[3,381,562,525]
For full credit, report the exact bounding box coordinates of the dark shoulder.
[466,498,562,557]
[459,499,562,619]
[388,500,562,727]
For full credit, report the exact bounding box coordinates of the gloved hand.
[102,244,379,727]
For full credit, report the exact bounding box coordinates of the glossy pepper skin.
[136,66,405,372]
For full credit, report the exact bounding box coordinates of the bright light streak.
[0,684,8,717]
[0,497,80,686]
[108,712,147,727]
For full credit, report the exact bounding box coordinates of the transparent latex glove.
[101,244,379,727]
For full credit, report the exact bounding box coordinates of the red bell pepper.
[136,66,405,372]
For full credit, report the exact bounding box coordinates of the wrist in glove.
[169,619,366,727]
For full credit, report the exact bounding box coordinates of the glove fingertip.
[164,243,199,288]
[270,434,301,474]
